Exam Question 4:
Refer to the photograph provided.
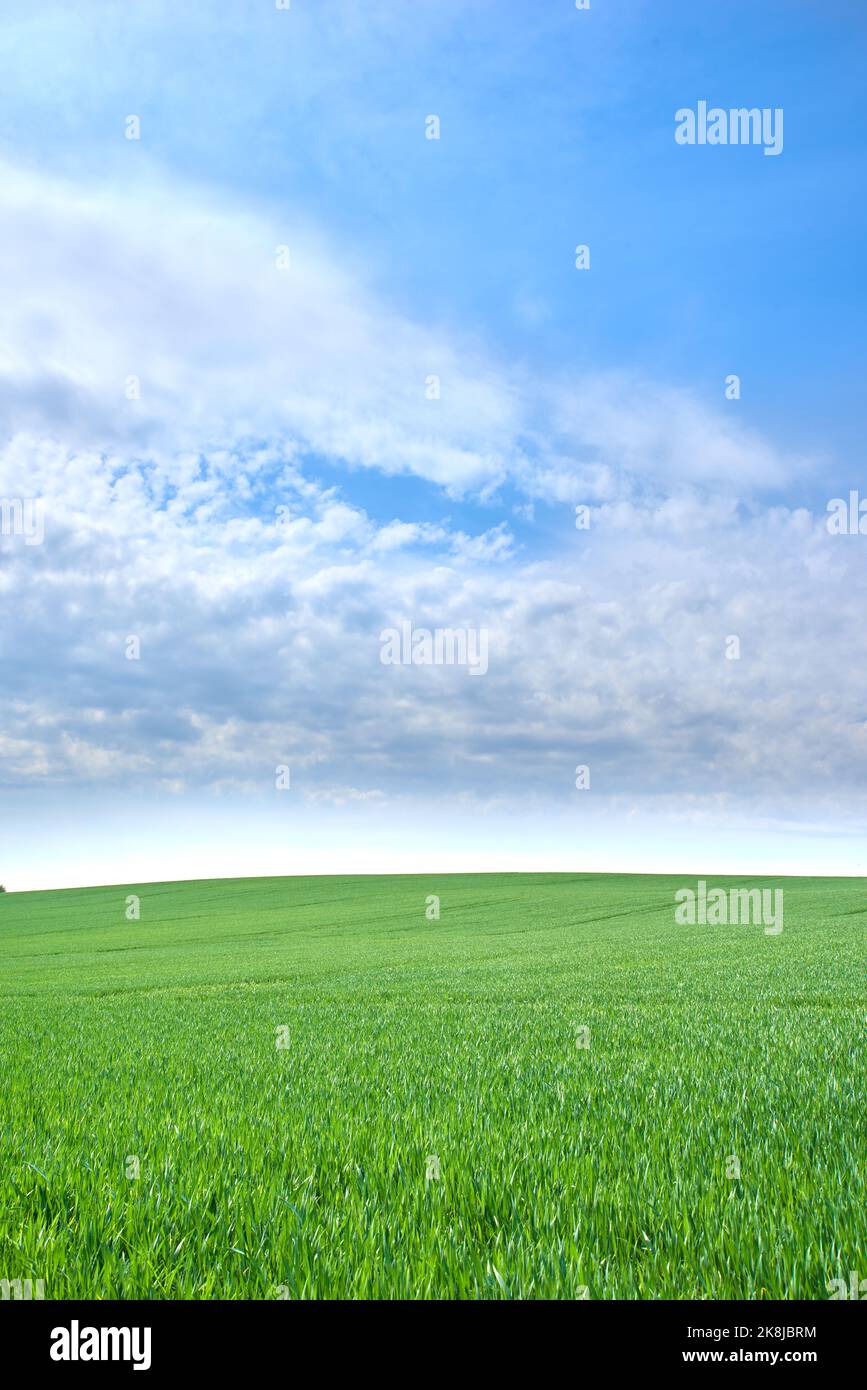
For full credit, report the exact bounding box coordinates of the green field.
[0,872,863,1300]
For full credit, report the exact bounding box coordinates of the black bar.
[4,1297,862,1375]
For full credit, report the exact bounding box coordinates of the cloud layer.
[0,158,862,887]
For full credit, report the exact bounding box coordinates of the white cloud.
[1,157,857,887]
[0,159,805,503]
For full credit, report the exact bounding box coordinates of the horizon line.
[4,866,867,896]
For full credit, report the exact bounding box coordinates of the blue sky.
[4,0,866,469]
[1,0,866,887]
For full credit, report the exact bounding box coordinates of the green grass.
[0,872,863,1299]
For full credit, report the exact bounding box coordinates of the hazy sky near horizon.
[1,0,867,890]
